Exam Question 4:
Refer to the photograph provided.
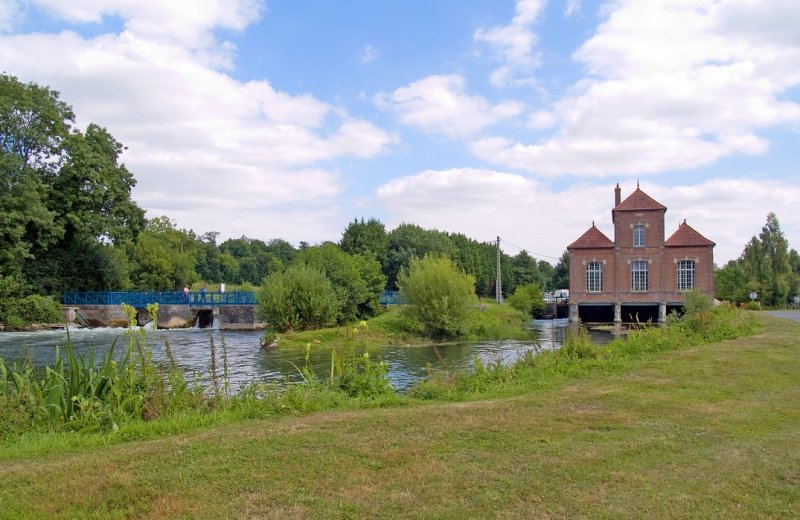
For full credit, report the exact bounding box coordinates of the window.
[677,260,695,291]
[586,262,603,292]
[631,260,648,291]
[633,224,645,247]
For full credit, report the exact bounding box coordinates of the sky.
[1,0,798,265]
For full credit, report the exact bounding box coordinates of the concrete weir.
[62,304,263,330]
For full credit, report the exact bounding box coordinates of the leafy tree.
[715,260,749,303]
[256,264,339,332]
[551,251,570,290]
[130,217,197,290]
[386,224,454,289]
[398,255,476,338]
[340,217,389,265]
[507,283,546,318]
[296,242,386,323]
[739,213,796,306]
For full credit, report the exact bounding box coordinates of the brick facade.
[567,184,715,322]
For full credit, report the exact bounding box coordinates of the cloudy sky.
[2,0,798,264]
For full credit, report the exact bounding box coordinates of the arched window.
[586,262,603,292]
[677,260,695,291]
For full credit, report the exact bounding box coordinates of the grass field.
[0,313,798,519]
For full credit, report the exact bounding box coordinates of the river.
[0,320,615,391]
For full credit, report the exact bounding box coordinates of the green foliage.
[296,242,386,323]
[340,217,389,266]
[726,213,799,307]
[257,264,340,332]
[683,288,712,315]
[398,255,477,338]
[1,74,143,295]
[551,250,570,290]
[506,283,546,318]
[16,295,62,324]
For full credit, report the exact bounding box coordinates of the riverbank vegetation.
[1,310,795,518]
[0,295,756,445]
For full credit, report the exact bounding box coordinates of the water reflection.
[0,320,617,391]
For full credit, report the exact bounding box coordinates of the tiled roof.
[665,221,715,247]
[613,187,666,212]
[567,225,614,249]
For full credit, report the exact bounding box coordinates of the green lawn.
[0,314,798,519]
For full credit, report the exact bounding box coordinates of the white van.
[553,289,569,303]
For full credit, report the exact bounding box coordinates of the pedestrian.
[200,286,206,303]
[183,285,189,302]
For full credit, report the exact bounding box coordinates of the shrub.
[507,283,547,318]
[17,295,62,324]
[683,289,712,315]
[397,255,477,338]
[257,264,340,332]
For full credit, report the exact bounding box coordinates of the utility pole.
[496,236,503,303]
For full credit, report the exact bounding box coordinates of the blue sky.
[1,0,798,264]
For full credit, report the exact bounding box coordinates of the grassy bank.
[1,312,797,518]
[275,300,532,349]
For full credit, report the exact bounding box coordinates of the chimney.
[614,183,621,206]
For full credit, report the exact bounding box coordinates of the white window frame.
[677,260,695,291]
[631,260,648,291]
[586,262,603,292]
[633,224,646,247]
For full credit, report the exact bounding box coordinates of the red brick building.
[567,184,715,323]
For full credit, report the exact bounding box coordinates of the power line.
[499,238,561,261]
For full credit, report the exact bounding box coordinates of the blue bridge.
[62,291,257,307]
[62,290,405,307]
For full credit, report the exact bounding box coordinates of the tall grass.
[409,302,759,401]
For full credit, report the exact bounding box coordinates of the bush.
[507,283,547,318]
[398,255,477,338]
[683,289,712,315]
[18,295,62,323]
[257,264,340,332]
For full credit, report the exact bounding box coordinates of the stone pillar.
[569,304,579,322]
[658,302,667,323]
[614,302,622,323]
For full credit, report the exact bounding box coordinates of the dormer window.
[633,224,645,247]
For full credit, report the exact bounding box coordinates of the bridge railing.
[379,291,406,306]
[63,290,404,307]
[62,291,257,307]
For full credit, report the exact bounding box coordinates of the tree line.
[0,74,567,327]
[715,213,799,307]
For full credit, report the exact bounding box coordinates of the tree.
[386,224,454,289]
[715,260,748,303]
[340,217,389,266]
[398,255,476,338]
[295,242,386,323]
[739,213,795,306]
[551,251,570,290]
[507,283,546,318]
[256,264,339,332]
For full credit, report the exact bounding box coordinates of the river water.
[0,320,615,391]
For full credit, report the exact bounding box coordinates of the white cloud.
[0,24,396,242]
[376,74,524,138]
[473,0,800,177]
[474,0,545,87]
[377,169,800,264]
[28,0,263,49]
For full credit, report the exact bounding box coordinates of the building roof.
[665,221,716,247]
[567,224,614,249]
[613,187,667,212]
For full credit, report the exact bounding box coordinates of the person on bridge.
[183,285,189,302]
[200,286,206,303]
